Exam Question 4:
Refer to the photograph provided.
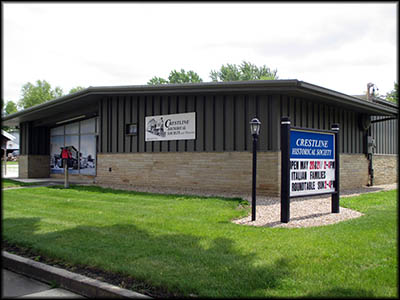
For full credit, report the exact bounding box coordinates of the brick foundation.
[340,154,369,190]
[372,154,398,185]
[96,152,387,196]
[18,155,50,178]
[96,152,281,196]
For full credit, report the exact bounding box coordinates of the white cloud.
[2,2,397,103]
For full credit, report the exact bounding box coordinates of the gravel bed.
[95,182,397,228]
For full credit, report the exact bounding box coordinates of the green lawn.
[2,185,398,298]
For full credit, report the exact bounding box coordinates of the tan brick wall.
[96,152,377,196]
[96,152,281,196]
[18,155,28,178]
[18,155,50,178]
[29,155,50,178]
[372,154,398,185]
[18,152,379,194]
[340,154,369,190]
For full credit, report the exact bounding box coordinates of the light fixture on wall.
[56,115,86,125]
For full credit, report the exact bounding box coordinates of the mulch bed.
[2,240,185,298]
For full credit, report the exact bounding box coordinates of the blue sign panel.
[290,130,334,160]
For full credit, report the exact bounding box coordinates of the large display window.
[50,118,97,175]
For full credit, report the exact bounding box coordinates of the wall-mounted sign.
[289,129,335,197]
[145,112,196,142]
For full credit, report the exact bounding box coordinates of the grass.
[6,161,19,165]
[2,185,398,298]
[2,178,44,188]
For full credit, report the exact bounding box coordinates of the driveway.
[2,164,18,178]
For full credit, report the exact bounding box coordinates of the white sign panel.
[290,129,335,197]
[145,112,196,142]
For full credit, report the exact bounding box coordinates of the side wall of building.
[19,122,50,155]
[340,154,369,190]
[96,152,281,196]
[96,152,370,196]
[18,155,50,178]
[370,116,398,155]
[372,154,398,185]
[98,93,369,155]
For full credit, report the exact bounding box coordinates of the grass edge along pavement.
[2,184,398,298]
[2,178,46,188]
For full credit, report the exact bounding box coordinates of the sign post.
[280,117,340,223]
[3,149,6,176]
[280,117,291,223]
[331,123,340,213]
[61,147,70,188]
[64,159,69,188]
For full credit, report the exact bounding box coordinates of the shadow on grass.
[306,287,375,298]
[3,217,285,297]
[47,184,249,206]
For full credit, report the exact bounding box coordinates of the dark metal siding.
[98,93,381,154]
[371,116,398,154]
[19,122,50,155]
[279,95,366,154]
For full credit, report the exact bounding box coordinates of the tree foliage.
[210,61,278,82]
[69,86,85,94]
[147,76,169,85]
[148,62,278,85]
[1,99,18,131]
[4,100,18,115]
[168,69,203,84]
[148,69,203,85]
[385,82,398,103]
[18,80,64,110]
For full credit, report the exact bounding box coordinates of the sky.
[2,2,398,105]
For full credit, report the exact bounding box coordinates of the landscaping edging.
[2,251,151,299]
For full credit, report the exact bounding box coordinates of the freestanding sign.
[290,129,335,197]
[280,117,340,223]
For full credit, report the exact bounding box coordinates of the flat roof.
[2,80,398,127]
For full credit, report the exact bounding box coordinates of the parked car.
[8,150,19,161]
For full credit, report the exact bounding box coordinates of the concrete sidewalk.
[2,164,18,178]
[3,252,151,299]
[2,268,84,298]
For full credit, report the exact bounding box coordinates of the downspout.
[364,128,374,186]
[361,114,374,186]
[366,130,376,187]
[367,149,374,187]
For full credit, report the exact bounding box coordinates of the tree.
[147,77,169,85]
[18,80,63,110]
[1,100,18,132]
[4,100,18,115]
[168,69,203,84]
[385,82,398,103]
[148,69,203,85]
[69,86,85,94]
[210,61,278,82]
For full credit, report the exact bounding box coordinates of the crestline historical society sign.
[290,129,336,197]
[145,112,196,142]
